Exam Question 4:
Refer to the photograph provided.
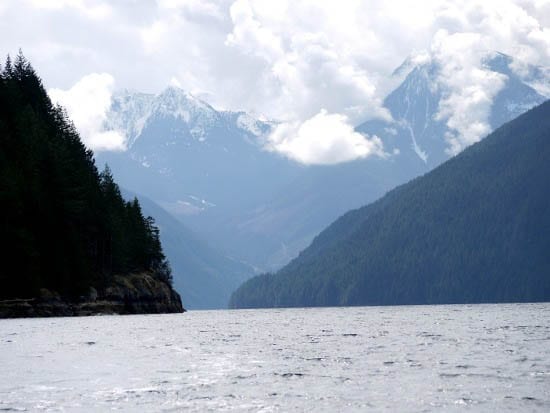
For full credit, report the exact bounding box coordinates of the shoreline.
[0,273,184,319]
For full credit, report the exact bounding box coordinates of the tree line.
[0,52,172,299]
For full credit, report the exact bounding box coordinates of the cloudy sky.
[1,0,549,162]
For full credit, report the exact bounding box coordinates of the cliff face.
[0,273,184,318]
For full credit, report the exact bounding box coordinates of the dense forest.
[230,100,550,308]
[0,52,173,300]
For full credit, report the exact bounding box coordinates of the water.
[0,303,549,412]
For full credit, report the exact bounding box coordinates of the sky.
[1,0,549,163]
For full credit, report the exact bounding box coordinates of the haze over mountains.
[95,52,549,308]
[230,100,550,308]
[122,189,253,310]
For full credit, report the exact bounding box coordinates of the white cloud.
[49,73,125,152]
[267,110,386,165]
[141,19,171,55]
[225,0,394,123]
[170,77,183,88]
[430,31,508,154]
[226,0,284,61]
[426,0,550,154]
[225,0,393,164]
[158,0,224,21]
[222,0,549,162]
[26,0,112,20]
[1,0,549,162]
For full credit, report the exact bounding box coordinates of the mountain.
[229,100,550,308]
[231,52,549,269]
[96,87,306,269]
[121,189,254,309]
[97,89,409,271]
[99,87,299,215]
[96,52,549,279]
[357,52,547,169]
[0,53,182,316]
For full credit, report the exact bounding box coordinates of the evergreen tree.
[0,52,174,300]
[4,54,12,78]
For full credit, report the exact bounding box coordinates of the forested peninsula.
[0,53,183,317]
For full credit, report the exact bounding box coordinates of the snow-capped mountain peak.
[357,51,548,167]
[391,51,433,79]
[482,51,515,76]
[153,86,217,120]
[104,89,154,147]
[103,86,272,149]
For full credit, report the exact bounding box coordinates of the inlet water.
[1,303,549,411]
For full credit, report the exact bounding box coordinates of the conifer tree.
[1,52,175,300]
[4,54,12,77]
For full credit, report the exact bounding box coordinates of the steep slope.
[229,53,548,270]
[120,189,254,309]
[357,52,547,169]
[0,54,183,316]
[229,100,550,308]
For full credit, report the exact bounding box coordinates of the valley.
[95,52,549,309]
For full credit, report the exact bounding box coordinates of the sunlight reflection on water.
[1,303,549,412]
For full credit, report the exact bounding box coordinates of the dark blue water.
[1,303,549,411]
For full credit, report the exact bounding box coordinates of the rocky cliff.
[0,273,184,318]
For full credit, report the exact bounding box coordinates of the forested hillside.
[0,53,177,305]
[230,101,550,308]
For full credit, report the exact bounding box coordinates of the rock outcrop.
[0,273,184,318]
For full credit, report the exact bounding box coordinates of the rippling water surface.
[1,303,549,411]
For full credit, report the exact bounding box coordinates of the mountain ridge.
[95,52,549,309]
[229,100,550,308]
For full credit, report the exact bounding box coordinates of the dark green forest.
[230,100,550,308]
[0,53,172,300]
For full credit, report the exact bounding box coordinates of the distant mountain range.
[229,100,550,308]
[95,51,549,308]
[97,86,303,267]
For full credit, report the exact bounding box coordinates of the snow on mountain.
[236,112,266,137]
[150,87,220,142]
[96,85,296,221]
[482,52,548,129]
[95,50,548,287]
[102,90,154,147]
[357,52,549,168]
[103,86,273,151]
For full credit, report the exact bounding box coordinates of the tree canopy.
[0,52,172,299]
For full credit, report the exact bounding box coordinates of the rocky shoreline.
[0,273,184,318]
